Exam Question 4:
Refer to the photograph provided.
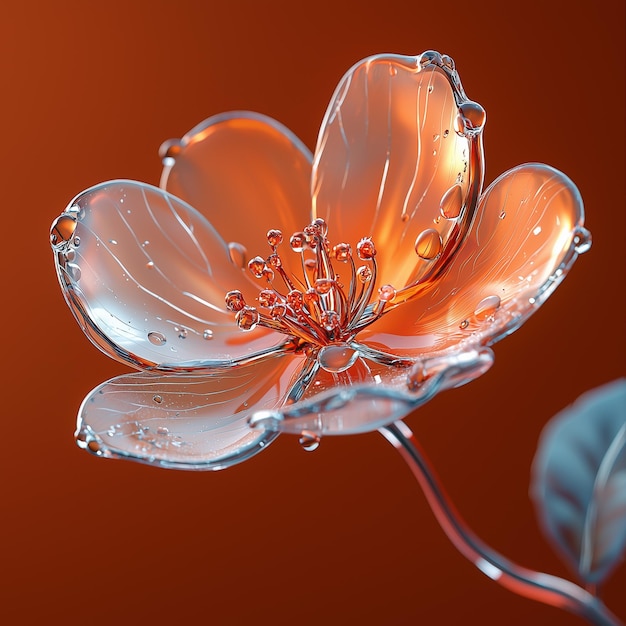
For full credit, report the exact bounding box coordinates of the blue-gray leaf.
[531,379,626,585]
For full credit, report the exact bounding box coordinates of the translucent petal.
[360,163,587,356]
[161,111,313,279]
[76,353,305,470]
[312,52,484,292]
[51,180,289,371]
[250,348,494,435]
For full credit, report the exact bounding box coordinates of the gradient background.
[2,1,624,624]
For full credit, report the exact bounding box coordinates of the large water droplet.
[318,344,359,373]
[457,101,486,134]
[474,295,501,321]
[440,184,463,219]
[228,242,248,269]
[414,229,443,260]
[50,214,77,248]
[153,394,163,404]
[203,329,214,340]
[148,331,167,346]
[299,431,321,452]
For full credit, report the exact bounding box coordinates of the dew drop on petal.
[459,319,469,330]
[440,184,463,219]
[318,344,359,373]
[146,261,155,269]
[499,211,506,220]
[202,329,214,340]
[157,426,169,435]
[228,242,248,269]
[50,214,77,248]
[474,295,501,321]
[73,236,81,247]
[414,229,443,260]
[378,284,396,302]
[153,395,163,404]
[299,431,321,452]
[148,331,167,346]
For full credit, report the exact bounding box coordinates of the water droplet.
[67,263,81,281]
[440,184,463,219]
[142,240,150,247]
[299,431,321,452]
[457,101,486,133]
[50,214,77,248]
[153,394,163,404]
[441,54,455,70]
[433,134,440,142]
[474,295,501,321]
[499,211,506,220]
[146,261,155,269]
[419,50,442,67]
[318,344,359,373]
[176,327,187,339]
[414,229,443,260]
[109,239,118,245]
[459,319,469,329]
[73,236,81,247]
[65,249,76,262]
[157,426,169,435]
[228,242,248,268]
[148,331,167,346]
[401,213,410,223]
[389,65,397,76]
[533,226,542,236]
[573,227,592,254]
[432,150,437,156]
[159,138,182,165]
[203,329,214,340]
[443,129,449,138]
[428,85,434,94]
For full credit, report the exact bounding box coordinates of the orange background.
[2,1,624,624]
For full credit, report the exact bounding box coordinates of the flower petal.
[50,180,288,370]
[312,52,484,292]
[250,348,494,435]
[76,352,305,470]
[360,163,587,356]
[161,111,313,278]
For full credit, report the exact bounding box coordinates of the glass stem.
[379,420,623,626]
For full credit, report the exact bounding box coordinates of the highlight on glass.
[50,51,624,624]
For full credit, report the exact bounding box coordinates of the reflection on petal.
[250,349,494,435]
[76,353,305,470]
[312,53,484,292]
[360,164,585,356]
[161,112,313,280]
[51,180,288,370]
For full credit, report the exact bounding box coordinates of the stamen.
[226,220,396,361]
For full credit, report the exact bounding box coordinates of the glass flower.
[50,51,589,470]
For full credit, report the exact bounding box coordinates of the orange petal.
[312,52,484,292]
[360,163,587,356]
[161,111,313,280]
[51,180,289,370]
[76,353,305,470]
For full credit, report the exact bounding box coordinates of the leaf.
[530,379,626,585]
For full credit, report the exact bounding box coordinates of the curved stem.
[379,421,623,626]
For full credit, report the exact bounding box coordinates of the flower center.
[225,218,396,372]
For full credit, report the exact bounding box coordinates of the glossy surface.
[51,51,588,465]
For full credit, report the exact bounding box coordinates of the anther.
[267,229,283,248]
[236,306,260,330]
[248,256,266,278]
[225,290,246,311]
[357,237,376,260]
[333,243,351,262]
